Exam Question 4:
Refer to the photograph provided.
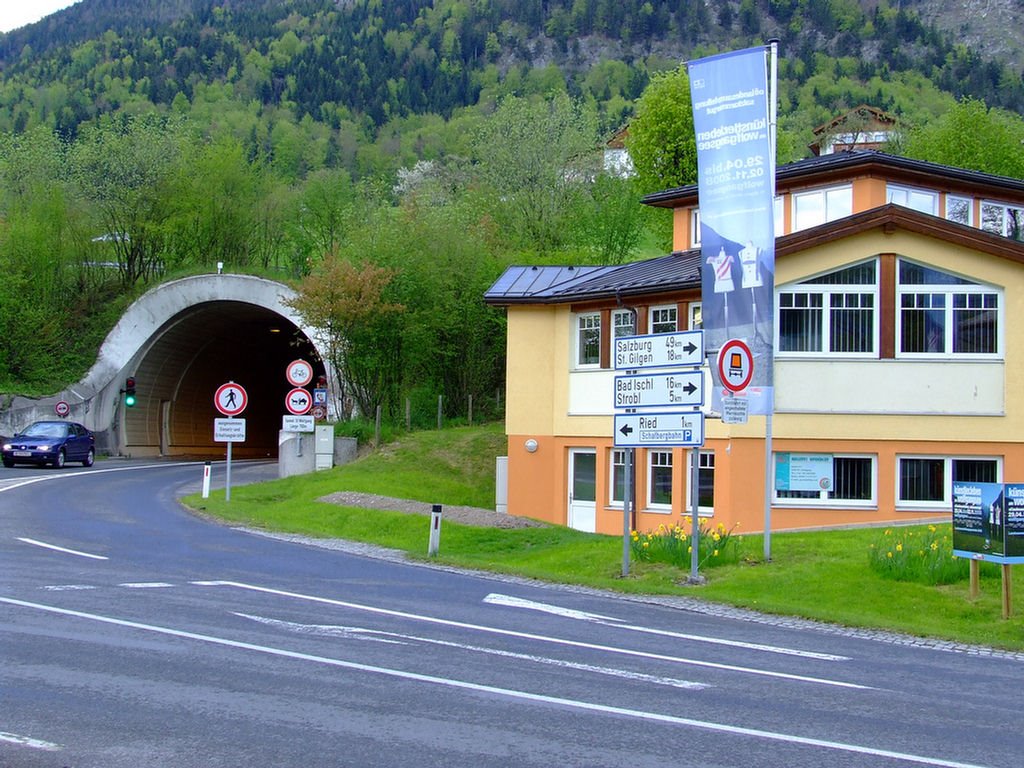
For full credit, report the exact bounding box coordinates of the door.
[568,448,597,533]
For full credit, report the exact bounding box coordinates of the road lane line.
[484,593,849,661]
[0,596,992,768]
[237,612,709,690]
[16,538,108,560]
[192,580,872,690]
[120,582,175,589]
[0,731,61,751]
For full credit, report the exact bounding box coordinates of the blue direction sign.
[614,330,704,371]
[614,371,704,409]
[614,411,705,448]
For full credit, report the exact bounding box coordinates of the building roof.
[485,204,1024,307]
[484,252,701,306]
[640,149,1024,208]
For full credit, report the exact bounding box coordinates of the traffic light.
[124,376,137,407]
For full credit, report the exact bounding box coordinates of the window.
[896,261,1000,357]
[610,449,627,505]
[650,305,678,334]
[775,455,875,505]
[898,456,999,508]
[945,195,972,226]
[887,185,938,215]
[688,302,702,330]
[690,209,701,248]
[576,313,601,367]
[793,185,852,231]
[686,451,715,512]
[648,451,673,508]
[777,260,877,355]
[981,201,1024,241]
[693,199,783,243]
[613,309,636,339]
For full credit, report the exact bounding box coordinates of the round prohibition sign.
[717,338,754,393]
[285,387,312,415]
[55,400,71,417]
[286,359,314,387]
[214,382,248,416]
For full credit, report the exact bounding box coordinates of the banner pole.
[763,39,779,562]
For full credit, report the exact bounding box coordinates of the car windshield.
[22,423,69,438]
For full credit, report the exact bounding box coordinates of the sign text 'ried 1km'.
[614,330,704,370]
[614,411,705,448]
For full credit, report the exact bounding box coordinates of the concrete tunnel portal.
[123,299,325,459]
[19,274,334,460]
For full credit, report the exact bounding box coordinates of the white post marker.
[202,461,211,499]
[428,504,442,556]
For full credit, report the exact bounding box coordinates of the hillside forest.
[2,0,1024,422]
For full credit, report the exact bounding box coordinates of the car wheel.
[2,458,13,468]
[54,449,66,469]
[83,448,95,468]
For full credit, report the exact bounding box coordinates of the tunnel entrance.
[120,300,325,459]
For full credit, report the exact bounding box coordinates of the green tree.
[471,93,599,255]
[899,97,1024,179]
[626,65,697,194]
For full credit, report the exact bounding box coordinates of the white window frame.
[775,259,879,358]
[896,455,1002,511]
[649,304,678,335]
[693,198,784,243]
[945,194,973,226]
[613,309,636,339]
[686,450,715,514]
[887,184,938,216]
[980,200,1024,240]
[690,209,701,248]
[647,450,673,511]
[688,302,702,330]
[895,259,1002,359]
[575,312,601,368]
[773,454,877,507]
[792,184,853,232]
[609,448,627,507]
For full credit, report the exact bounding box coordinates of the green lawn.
[183,422,1024,652]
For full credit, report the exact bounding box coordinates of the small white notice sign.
[214,418,246,442]
[282,414,315,433]
[721,394,749,424]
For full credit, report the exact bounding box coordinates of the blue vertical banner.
[688,47,775,414]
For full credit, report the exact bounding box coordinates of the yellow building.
[485,150,1024,536]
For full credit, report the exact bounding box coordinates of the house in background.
[809,105,898,156]
[485,149,1024,536]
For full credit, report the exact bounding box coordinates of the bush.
[631,519,742,569]
[867,524,969,585]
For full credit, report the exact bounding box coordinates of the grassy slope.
[184,422,1024,652]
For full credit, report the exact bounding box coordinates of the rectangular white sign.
[614,330,704,371]
[614,370,704,409]
[282,415,315,433]
[721,394,749,424]
[614,411,704,448]
[214,417,246,443]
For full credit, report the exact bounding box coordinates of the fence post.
[468,394,473,426]
[374,405,382,446]
[406,398,411,431]
[437,395,443,429]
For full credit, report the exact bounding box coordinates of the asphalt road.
[1,459,1021,768]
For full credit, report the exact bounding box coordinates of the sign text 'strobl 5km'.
[614,411,705,448]
[614,330,704,371]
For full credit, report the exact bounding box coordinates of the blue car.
[2,421,95,468]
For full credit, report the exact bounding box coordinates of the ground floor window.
[686,450,715,512]
[774,454,875,505]
[610,449,627,505]
[648,450,673,509]
[897,456,1000,509]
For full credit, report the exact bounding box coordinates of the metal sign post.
[214,382,248,503]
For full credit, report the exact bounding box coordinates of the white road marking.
[16,538,108,560]
[237,612,708,690]
[484,593,849,661]
[120,582,175,589]
[42,585,97,591]
[0,731,61,751]
[0,596,992,768]
[0,461,204,494]
[192,580,871,690]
